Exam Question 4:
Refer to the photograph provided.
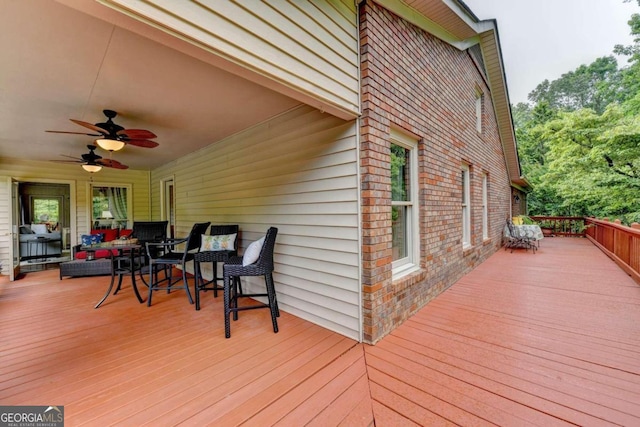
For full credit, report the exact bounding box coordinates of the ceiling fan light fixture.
[82,163,102,173]
[95,138,125,152]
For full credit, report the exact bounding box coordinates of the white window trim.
[482,172,488,240]
[391,129,420,278]
[461,164,471,249]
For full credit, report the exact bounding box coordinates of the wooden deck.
[1,237,639,426]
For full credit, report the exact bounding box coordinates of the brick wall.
[360,1,512,343]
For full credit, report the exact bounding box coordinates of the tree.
[527,56,623,114]
[536,106,640,223]
[516,0,640,224]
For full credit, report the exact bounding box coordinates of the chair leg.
[265,274,279,333]
[194,261,202,310]
[212,262,219,298]
[147,263,154,307]
[232,277,240,321]
[223,274,232,338]
[183,266,194,304]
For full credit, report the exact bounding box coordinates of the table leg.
[130,247,144,303]
[95,261,117,309]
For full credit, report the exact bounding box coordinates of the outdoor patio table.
[84,242,145,308]
[516,224,544,245]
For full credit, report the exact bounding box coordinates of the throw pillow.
[31,223,48,234]
[200,233,237,252]
[20,225,34,234]
[81,234,103,246]
[242,236,265,266]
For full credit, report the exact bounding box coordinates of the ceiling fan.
[46,109,159,150]
[52,144,129,172]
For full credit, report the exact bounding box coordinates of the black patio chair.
[145,221,210,306]
[222,227,279,338]
[194,224,239,310]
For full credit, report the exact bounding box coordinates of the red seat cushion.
[75,249,119,260]
[119,229,133,238]
[92,229,118,242]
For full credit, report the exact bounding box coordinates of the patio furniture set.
[59,221,279,338]
[504,219,543,253]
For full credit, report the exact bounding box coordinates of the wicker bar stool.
[222,227,279,338]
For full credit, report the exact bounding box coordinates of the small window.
[475,89,483,133]
[482,172,489,240]
[391,130,419,277]
[32,197,60,224]
[461,164,471,248]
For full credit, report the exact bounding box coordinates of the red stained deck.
[1,237,639,426]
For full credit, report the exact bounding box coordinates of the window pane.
[391,144,409,201]
[392,205,407,261]
[33,199,59,223]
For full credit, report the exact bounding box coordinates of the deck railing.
[583,217,640,285]
[529,216,586,237]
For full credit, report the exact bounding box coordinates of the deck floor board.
[1,237,639,426]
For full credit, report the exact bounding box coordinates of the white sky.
[463,0,637,104]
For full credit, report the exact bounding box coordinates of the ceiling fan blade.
[58,154,84,161]
[70,119,108,135]
[99,159,129,169]
[125,138,159,148]
[51,159,82,163]
[117,129,157,139]
[46,130,103,136]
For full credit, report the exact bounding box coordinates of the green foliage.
[527,56,623,114]
[514,1,640,225]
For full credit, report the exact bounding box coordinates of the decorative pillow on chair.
[200,233,237,252]
[31,224,48,234]
[81,234,103,246]
[20,225,34,234]
[242,236,265,266]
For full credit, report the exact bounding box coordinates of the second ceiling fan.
[46,109,159,150]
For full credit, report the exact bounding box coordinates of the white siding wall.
[150,106,361,340]
[100,0,359,118]
[0,159,150,273]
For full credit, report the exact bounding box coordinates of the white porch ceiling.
[0,0,301,171]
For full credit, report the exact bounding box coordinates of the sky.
[463,0,637,104]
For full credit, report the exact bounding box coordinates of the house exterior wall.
[0,159,150,274]
[100,0,360,119]
[359,2,512,343]
[149,106,362,340]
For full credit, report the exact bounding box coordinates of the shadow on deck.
[1,237,639,425]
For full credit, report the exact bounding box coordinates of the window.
[90,184,131,229]
[32,197,60,224]
[461,164,471,248]
[482,172,488,240]
[475,89,483,133]
[391,130,419,276]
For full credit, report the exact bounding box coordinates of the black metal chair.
[128,221,168,286]
[194,224,239,310]
[222,227,279,338]
[145,222,210,306]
